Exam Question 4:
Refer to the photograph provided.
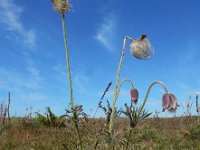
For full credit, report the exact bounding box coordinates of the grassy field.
[1,115,200,150]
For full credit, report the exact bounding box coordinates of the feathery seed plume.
[51,0,70,14]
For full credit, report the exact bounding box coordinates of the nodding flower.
[130,88,139,104]
[130,35,154,60]
[162,93,179,112]
[51,0,70,14]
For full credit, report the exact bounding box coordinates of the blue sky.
[0,0,200,117]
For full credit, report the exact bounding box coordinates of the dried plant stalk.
[7,92,11,122]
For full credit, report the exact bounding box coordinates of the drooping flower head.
[162,93,179,112]
[130,35,154,60]
[51,0,70,14]
[130,88,139,104]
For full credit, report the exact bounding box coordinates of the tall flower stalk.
[61,14,74,109]
[108,36,134,137]
[50,0,83,149]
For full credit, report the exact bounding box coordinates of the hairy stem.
[62,14,82,150]
[115,78,134,101]
[125,128,133,150]
[107,36,134,149]
[139,81,169,114]
[62,14,74,108]
[73,113,83,150]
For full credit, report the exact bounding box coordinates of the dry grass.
[0,116,200,150]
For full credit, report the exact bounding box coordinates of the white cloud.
[20,93,48,102]
[0,66,41,92]
[189,90,200,96]
[74,71,90,93]
[53,64,67,78]
[23,30,36,48]
[0,0,36,48]
[53,64,91,94]
[95,14,117,52]
[0,66,47,103]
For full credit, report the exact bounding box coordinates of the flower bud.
[130,88,139,104]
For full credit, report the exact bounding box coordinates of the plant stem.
[139,81,169,114]
[74,116,83,150]
[107,36,134,149]
[62,14,74,109]
[7,92,11,123]
[125,128,133,150]
[61,14,83,150]
[116,78,134,100]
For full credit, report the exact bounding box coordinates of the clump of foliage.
[34,107,65,128]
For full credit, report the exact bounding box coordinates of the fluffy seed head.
[51,0,70,14]
[130,35,154,60]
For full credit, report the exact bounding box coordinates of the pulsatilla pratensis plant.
[121,102,152,149]
[50,0,83,149]
[121,81,178,149]
[106,35,179,149]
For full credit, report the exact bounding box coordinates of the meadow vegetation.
[1,112,200,149]
[1,0,200,149]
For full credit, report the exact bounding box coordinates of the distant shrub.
[34,107,65,128]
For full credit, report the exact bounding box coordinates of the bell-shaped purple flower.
[130,88,139,104]
[162,93,178,112]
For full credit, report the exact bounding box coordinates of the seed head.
[130,88,139,104]
[130,35,154,59]
[51,0,70,14]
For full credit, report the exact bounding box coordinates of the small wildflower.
[51,0,70,14]
[162,93,179,112]
[130,35,154,59]
[130,88,139,104]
